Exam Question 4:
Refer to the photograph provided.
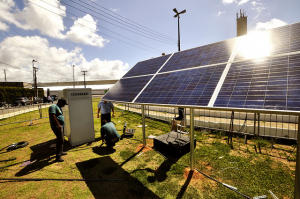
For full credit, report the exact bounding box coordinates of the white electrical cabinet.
[62,88,95,146]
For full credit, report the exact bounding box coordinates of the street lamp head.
[179,10,186,14]
[32,59,37,62]
[173,8,178,14]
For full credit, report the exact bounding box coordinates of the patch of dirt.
[136,144,153,152]
[183,168,206,181]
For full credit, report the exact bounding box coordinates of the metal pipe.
[258,113,260,136]
[295,115,300,199]
[142,105,146,146]
[190,108,194,170]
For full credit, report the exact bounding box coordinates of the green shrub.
[0,87,44,103]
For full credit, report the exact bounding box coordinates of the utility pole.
[34,67,38,97]
[3,69,6,82]
[72,65,75,88]
[32,60,38,97]
[81,71,87,88]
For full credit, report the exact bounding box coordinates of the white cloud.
[0,36,127,82]
[0,21,9,31]
[253,7,266,12]
[0,0,66,39]
[66,14,109,48]
[222,0,236,4]
[238,0,250,5]
[0,1,108,47]
[256,18,287,30]
[110,8,119,12]
[217,12,225,16]
[251,1,262,6]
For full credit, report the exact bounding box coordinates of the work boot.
[56,157,64,162]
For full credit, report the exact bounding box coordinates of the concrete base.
[153,131,196,157]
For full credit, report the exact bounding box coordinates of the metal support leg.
[295,116,300,199]
[254,113,256,136]
[190,108,194,171]
[258,113,260,137]
[142,105,146,146]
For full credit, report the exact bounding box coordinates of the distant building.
[0,82,32,89]
[237,9,247,37]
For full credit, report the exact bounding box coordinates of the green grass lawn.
[0,105,296,198]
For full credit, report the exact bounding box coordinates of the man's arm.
[97,108,100,118]
[50,113,61,129]
[112,107,115,117]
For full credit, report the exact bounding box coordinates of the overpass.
[36,80,118,87]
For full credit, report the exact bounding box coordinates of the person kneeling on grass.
[101,120,120,148]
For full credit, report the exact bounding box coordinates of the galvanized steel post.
[295,115,300,199]
[190,108,194,170]
[142,105,146,146]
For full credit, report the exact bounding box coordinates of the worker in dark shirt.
[101,120,120,148]
[49,98,68,162]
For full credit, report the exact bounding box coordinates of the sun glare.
[238,31,272,60]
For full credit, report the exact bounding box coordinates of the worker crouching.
[101,120,120,149]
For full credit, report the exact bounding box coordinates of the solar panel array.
[102,21,300,111]
[160,38,238,72]
[135,64,226,106]
[123,54,171,78]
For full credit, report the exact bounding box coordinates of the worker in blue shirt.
[97,100,115,126]
[49,98,68,162]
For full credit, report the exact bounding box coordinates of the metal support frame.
[254,113,256,136]
[142,105,146,146]
[190,108,194,170]
[295,116,300,199]
[258,113,260,136]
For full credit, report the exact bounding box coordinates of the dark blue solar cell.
[102,75,153,102]
[123,54,171,77]
[159,38,238,73]
[135,64,226,106]
[264,100,286,106]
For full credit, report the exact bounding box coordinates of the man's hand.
[112,113,115,117]
[97,114,99,118]
[57,125,62,130]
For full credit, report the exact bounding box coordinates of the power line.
[49,0,176,45]
[39,0,167,52]
[85,0,177,41]
[27,0,163,54]
[0,61,54,79]
[65,0,177,43]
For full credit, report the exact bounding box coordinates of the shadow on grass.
[76,156,159,199]
[176,170,193,199]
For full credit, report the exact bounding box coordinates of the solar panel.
[102,75,153,102]
[214,54,300,111]
[159,38,238,73]
[135,64,227,106]
[123,54,171,78]
[104,21,300,111]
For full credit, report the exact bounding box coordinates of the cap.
[58,97,68,105]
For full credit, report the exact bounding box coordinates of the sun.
[238,31,272,60]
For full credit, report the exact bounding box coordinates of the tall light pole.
[173,8,186,52]
[173,8,186,121]
[72,65,75,88]
[32,60,38,97]
[81,71,87,88]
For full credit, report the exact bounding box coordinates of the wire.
[40,0,167,51]
[27,0,163,54]
[64,0,177,43]
[0,61,53,79]
[79,0,177,42]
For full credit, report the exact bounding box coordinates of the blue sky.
[0,0,299,90]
